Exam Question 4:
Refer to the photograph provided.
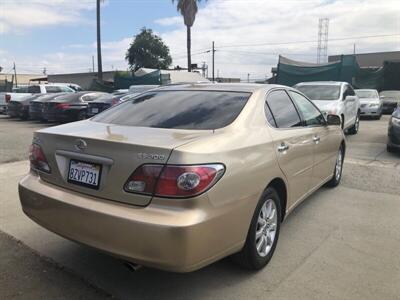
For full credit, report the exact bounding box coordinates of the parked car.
[42,91,107,123]
[19,83,345,272]
[294,81,360,134]
[379,90,400,114]
[0,85,29,113]
[29,93,70,121]
[7,94,42,119]
[355,89,382,119]
[86,92,128,118]
[387,105,400,153]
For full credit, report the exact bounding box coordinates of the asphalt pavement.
[0,113,399,299]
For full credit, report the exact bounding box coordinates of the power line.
[216,33,400,49]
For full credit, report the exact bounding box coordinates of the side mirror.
[326,114,341,126]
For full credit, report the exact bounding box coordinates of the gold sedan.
[19,83,345,272]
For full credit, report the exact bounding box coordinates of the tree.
[96,0,103,80]
[173,0,204,72]
[125,28,172,72]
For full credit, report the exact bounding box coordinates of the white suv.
[294,81,361,134]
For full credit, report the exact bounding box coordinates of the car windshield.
[295,85,341,101]
[355,90,377,99]
[92,90,251,130]
[380,91,400,98]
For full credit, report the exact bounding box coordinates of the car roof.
[295,81,345,86]
[154,82,281,93]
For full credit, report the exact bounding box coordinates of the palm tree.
[173,0,204,72]
[96,0,103,80]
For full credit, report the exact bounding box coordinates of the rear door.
[265,89,315,207]
[288,90,339,188]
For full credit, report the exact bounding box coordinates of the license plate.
[68,159,101,189]
[91,108,99,113]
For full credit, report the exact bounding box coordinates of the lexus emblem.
[74,139,87,152]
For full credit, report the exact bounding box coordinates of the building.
[329,51,400,68]
[135,68,209,84]
[47,71,116,90]
[0,73,42,85]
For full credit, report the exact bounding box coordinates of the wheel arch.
[267,177,287,222]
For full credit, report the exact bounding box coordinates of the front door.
[288,90,340,188]
[265,90,315,206]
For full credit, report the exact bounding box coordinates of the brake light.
[5,94,11,103]
[29,144,51,173]
[124,164,225,198]
[111,98,120,106]
[56,103,70,109]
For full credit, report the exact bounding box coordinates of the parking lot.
[0,114,399,299]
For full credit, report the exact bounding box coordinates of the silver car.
[355,89,382,119]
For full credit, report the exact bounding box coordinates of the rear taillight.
[29,144,51,173]
[124,164,225,198]
[5,94,11,103]
[56,103,70,109]
[111,98,120,106]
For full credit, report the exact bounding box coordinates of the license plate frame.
[67,159,102,190]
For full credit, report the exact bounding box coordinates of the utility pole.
[212,41,215,82]
[247,73,250,83]
[353,43,356,55]
[92,55,95,73]
[96,0,103,80]
[13,62,18,87]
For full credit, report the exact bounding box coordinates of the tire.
[77,110,86,121]
[348,112,360,135]
[231,187,281,270]
[326,145,344,187]
[387,145,396,153]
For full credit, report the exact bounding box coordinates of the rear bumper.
[360,106,381,116]
[19,173,247,272]
[44,109,81,122]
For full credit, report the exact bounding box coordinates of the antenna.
[317,18,329,63]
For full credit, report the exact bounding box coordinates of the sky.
[0,0,400,80]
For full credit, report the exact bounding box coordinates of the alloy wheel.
[255,199,278,257]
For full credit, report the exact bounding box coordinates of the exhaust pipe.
[123,261,142,272]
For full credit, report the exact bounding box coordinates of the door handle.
[277,143,289,152]
[313,136,321,143]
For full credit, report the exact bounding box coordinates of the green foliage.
[172,0,204,27]
[125,28,172,71]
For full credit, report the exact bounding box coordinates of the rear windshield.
[27,86,41,93]
[92,90,251,130]
[356,90,377,98]
[12,86,29,93]
[295,85,341,101]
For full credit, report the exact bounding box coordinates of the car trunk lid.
[34,120,213,206]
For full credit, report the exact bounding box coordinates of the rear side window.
[28,86,41,93]
[92,90,251,130]
[45,86,62,93]
[266,90,301,128]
